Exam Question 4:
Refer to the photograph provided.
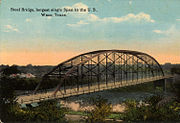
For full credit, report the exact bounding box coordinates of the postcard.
[0,0,180,122]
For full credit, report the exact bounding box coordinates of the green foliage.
[0,77,16,103]
[154,86,163,94]
[0,76,66,122]
[2,65,21,75]
[122,94,180,122]
[0,76,60,91]
[35,100,66,122]
[124,99,137,108]
[13,77,41,90]
[108,113,124,120]
[67,110,87,116]
[174,82,180,99]
[5,100,66,122]
[0,76,41,91]
[87,96,112,123]
[39,78,60,90]
[0,76,17,121]
[144,93,163,106]
[171,67,180,74]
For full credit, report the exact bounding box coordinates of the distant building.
[9,73,36,78]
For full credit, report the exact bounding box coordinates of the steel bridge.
[17,50,172,104]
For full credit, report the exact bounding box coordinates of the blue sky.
[0,0,180,65]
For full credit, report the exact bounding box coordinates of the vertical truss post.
[156,63,158,78]
[58,66,62,93]
[150,61,152,78]
[77,66,79,92]
[105,53,108,86]
[127,55,129,82]
[88,61,90,91]
[132,56,134,82]
[71,60,73,67]
[142,60,144,80]
[144,57,146,79]
[58,66,61,77]
[128,55,130,82]
[81,56,84,88]
[118,53,120,82]
[97,55,100,90]
[113,52,116,85]
[154,63,157,78]
[147,59,150,78]
[137,58,139,82]
[145,57,147,79]
[63,79,66,94]
[125,54,127,83]
[70,61,73,93]
[90,54,93,85]
[117,53,120,82]
[123,54,125,82]
[148,61,151,78]
[121,53,123,84]
[152,61,154,77]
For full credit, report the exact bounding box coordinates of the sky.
[0,0,180,65]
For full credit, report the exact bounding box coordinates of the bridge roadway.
[16,75,172,104]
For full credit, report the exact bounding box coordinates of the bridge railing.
[16,75,173,104]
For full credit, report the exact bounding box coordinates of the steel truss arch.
[35,50,164,95]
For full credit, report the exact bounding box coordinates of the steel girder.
[34,50,164,95]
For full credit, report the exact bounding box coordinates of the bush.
[0,77,17,121]
[87,96,112,123]
[2,65,21,75]
[6,100,66,122]
[144,93,163,106]
[124,99,137,108]
[122,94,180,122]
[0,76,66,122]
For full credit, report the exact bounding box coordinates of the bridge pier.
[153,78,174,92]
[153,79,167,92]
[164,79,167,92]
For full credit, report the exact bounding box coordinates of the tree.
[0,77,66,122]
[171,67,180,99]
[0,77,17,121]
[2,65,21,76]
[87,96,112,123]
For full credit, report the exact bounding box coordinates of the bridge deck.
[16,75,172,104]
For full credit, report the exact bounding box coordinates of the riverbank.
[59,81,179,122]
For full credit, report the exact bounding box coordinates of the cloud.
[66,3,155,27]
[67,12,155,27]
[77,12,155,23]
[100,12,155,23]
[67,20,89,27]
[153,30,163,34]
[47,16,52,20]
[25,18,32,22]
[73,2,88,9]
[153,25,178,35]
[129,1,132,5]
[4,25,19,32]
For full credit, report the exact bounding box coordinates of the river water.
[59,90,155,112]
